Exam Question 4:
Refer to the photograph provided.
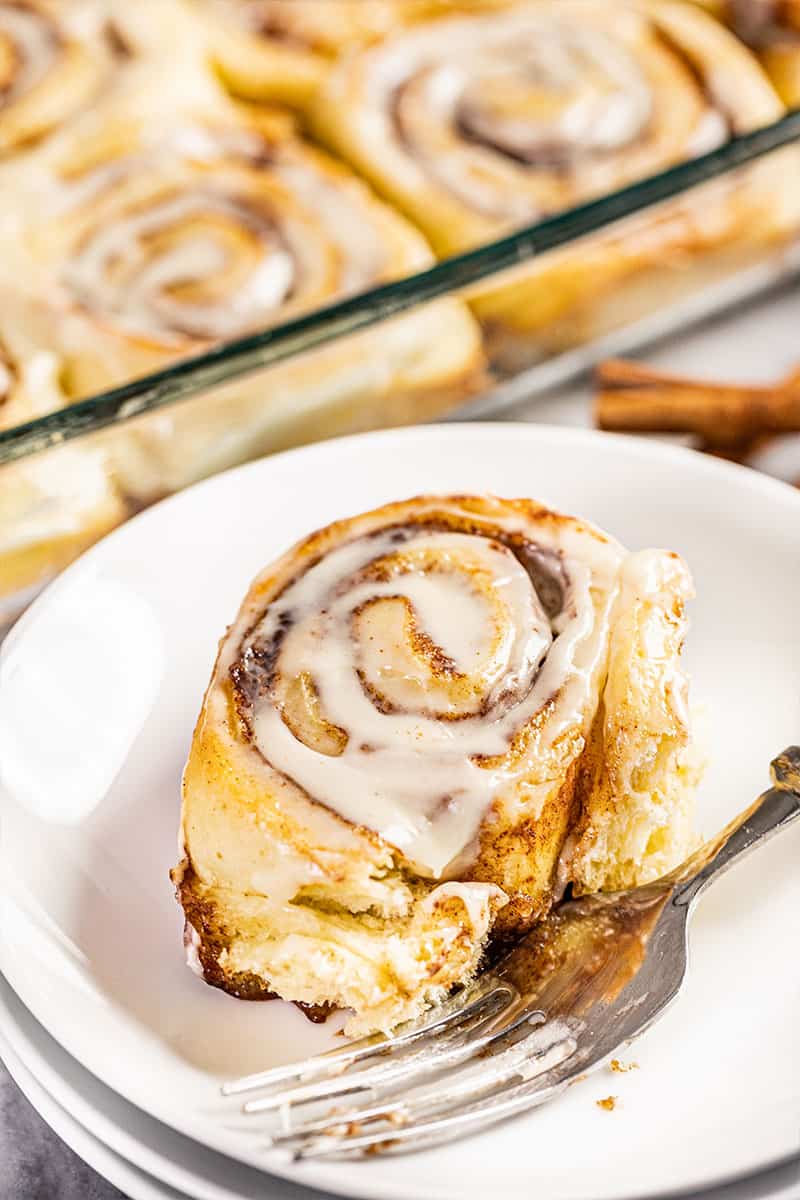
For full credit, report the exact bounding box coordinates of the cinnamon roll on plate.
[0,79,482,502]
[174,494,700,1035]
[0,320,128,630]
[311,0,800,368]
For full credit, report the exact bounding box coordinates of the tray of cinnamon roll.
[0,0,800,636]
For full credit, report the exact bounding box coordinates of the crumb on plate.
[610,1058,639,1073]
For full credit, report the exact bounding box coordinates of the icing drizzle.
[231,511,623,877]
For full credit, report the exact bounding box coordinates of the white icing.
[421,880,506,930]
[274,161,388,289]
[241,516,622,878]
[63,191,296,344]
[248,839,328,907]
[53,125,267,213]
[185,924,205,978]
[686,109,729,158]
[455,26,652,159]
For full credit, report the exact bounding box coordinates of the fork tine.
[242,1001,542,1115]
[267,1098,408,1146]
[221,976,513,1098]
[267,1016,574,1147]
[291,1032,579,1160]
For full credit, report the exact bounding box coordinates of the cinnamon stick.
[595,358,800,446]
[697,432,775,464]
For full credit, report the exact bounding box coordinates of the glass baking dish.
[1,110,800,631]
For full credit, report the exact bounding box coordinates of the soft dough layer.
[174,494,701,1035]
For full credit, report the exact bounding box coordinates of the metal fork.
[222,746,800,1160]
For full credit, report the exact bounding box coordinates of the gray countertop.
[1,1058,124,1200]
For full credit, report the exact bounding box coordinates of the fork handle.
[674,746,800,907]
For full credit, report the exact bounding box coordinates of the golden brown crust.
[173,862,278,1000]
[174,863,334,1021]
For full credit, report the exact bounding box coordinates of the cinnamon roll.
[311,0,798,367]
[0,0,209,160]
[173,494,700,1035]
[0,320,128,627]
[0,92,482,500]
[0,0,109,157]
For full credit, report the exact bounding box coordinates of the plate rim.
[0,973,330,1200]
[0,1030,178,1200]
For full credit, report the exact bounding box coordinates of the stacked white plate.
[1,426,799,1200]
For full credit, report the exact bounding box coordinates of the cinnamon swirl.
[173,494,700,1035]
[0,89,482,500]
[311,0,798,367]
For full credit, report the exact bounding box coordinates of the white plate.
[1,424,799,1200]
[0,974,334,1200]
[2,980,799,1200]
